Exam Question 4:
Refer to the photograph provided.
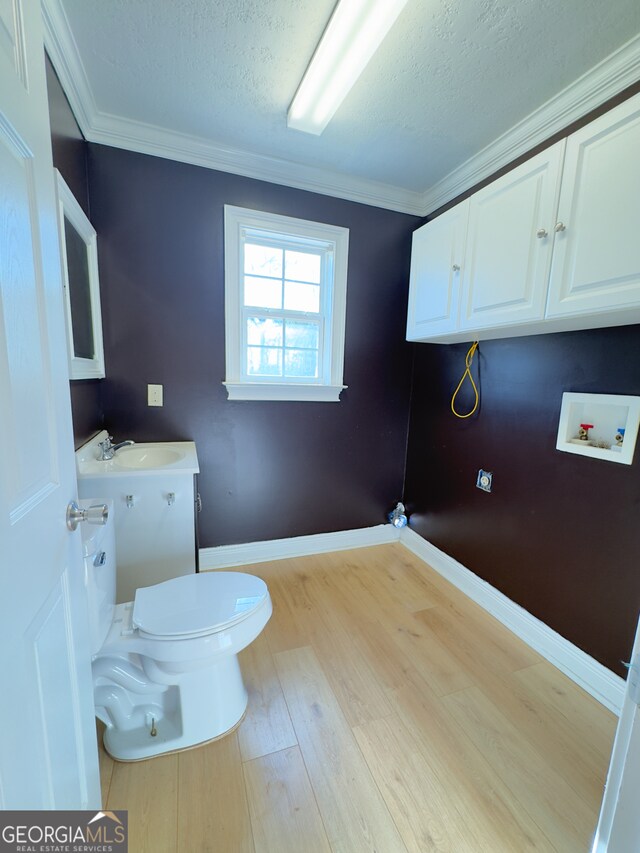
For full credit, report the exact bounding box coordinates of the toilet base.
[103,708,248,762]
[97,652,249,761]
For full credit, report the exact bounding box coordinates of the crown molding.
[85,110,425,215]
[42,0,640,218]
[420,32,640,215]
[41,0,98,135]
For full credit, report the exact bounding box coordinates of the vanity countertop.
[76,430,199,478]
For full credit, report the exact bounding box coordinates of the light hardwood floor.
[98,543,617,852]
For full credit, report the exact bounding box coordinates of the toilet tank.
[80,498,116,656]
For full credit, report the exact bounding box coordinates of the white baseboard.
[199,524,398,570]
[400,527,625,715]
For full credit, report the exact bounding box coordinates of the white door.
[406,199,469,340]
[547,92,640,319]
[459,141,565,332]
[0,0,100,808]
[593,614,640,853]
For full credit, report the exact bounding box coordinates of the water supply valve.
[388,502,407,528]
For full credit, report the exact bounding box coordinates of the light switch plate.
[148,384,163,406]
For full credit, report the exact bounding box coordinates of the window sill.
[223,382,347,402]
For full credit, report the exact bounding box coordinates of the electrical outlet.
[476,469,492,492]
[148,384,163,407]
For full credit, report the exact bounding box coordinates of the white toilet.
[81,500,272,761]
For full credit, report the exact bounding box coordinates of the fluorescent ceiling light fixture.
[288,0,410,135]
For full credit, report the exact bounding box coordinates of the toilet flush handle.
[66,501,109,532]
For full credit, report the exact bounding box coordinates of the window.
[223,206,349,401]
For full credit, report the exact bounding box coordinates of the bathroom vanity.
[77,431,200,603]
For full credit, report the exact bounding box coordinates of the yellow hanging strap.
[451,341,479,419]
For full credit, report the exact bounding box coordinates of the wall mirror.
[55,169,105,379]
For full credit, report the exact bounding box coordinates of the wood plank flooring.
[98,543,617,852]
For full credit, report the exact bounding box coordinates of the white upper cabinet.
[406,200,468,340]
[406,91,640,344]
[547,95,640,318]
[459,142,564,331]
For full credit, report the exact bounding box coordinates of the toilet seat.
[132,571,269,640]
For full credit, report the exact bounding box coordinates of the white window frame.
[223,205,349,402]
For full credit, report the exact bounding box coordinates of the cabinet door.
[406,199,469,340]
[547,93,640,318]
[459,142,565,332]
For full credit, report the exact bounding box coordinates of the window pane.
[244,243,283,278]
[247,346,282,376]
[244,275,282,309]
[284,348,318,378]
[247,317,283,347]
[284,281,320,313]
[285,320,319,350]
[285,250,321,284]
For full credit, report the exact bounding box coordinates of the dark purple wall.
[45,54,104,448]
[404,320,640,676]
[87,143,419,548]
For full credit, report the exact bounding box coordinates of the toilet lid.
[132,572,269,638]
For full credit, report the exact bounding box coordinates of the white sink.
[76,432,199,478]
[115,445,185,469]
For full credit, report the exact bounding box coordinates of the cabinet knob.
[536,228,548,239]
[452,264,460,272]
[554,221,566,232]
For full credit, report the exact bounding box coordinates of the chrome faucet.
[97,435,135,461]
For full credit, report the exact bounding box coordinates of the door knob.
[66,501,109,531]
[554,221,566,232]
[536,228,548,238]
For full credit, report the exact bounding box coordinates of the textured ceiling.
[56,0,640,203]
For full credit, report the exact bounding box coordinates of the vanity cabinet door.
[406,199,469,340]
[459,141,565,333]
[547,93,640,319]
